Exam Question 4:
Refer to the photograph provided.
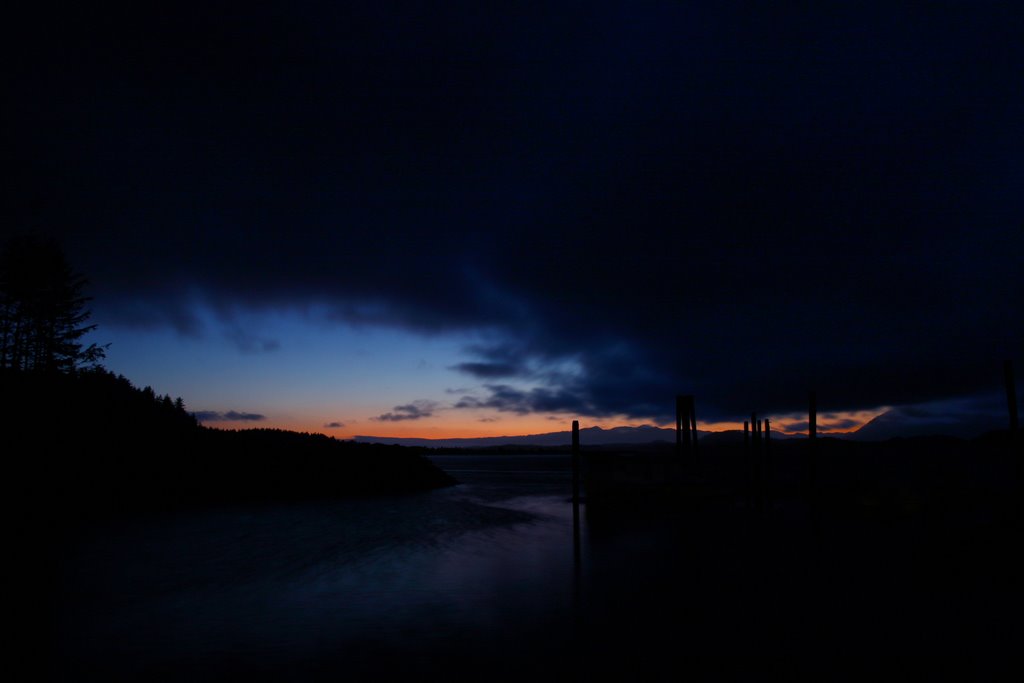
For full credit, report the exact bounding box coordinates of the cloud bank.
[7,3,1022,423]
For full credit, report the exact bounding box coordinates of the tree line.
[0,235,107,372]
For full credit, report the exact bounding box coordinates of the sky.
[5,2,1022,439]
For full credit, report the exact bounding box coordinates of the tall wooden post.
[751,413,761,506]
[676,395,683,458]
[744,419,751,496]
[1006,361,1021,491]
[1006,360,1019,433]
[682,397,692,450]
[571,420,582,570]
[808,391,817,440]
[808,391,818,490]
[572,420,581,505]
[689,396,699,467]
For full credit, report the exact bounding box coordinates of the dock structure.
[675,394,697,461]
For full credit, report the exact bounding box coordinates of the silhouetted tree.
[0,236,107,372]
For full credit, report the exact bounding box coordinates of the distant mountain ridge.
[357,407,1011,448]
[357,425,699,448]
[847,406,1006,441]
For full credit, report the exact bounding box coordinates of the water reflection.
[56,455,582,680]
[52,452,1019,679]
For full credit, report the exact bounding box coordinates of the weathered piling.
[751,412,759,475]
[571,420,581,570]
[1006,359,1019,433]
[682,398,692,449]
[764,418,772,497]
[676,395,697,462]
[808,391,818,488]
[808,392,817,440]
[572,420,581,505]
[675,395,683,457]
[753,414,764,509]
[743,420,752,505]
[1007,360,1021,490]
[688,396,699,465]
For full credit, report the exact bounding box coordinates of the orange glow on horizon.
[201,408,883,441]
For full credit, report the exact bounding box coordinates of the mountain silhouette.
[356,424,698,448]
[850,406,1006,441]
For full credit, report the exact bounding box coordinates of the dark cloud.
[454,384,593,416]
[195,410,266,422]
[323,421,345,429]
[6,3,1022,423]
[373,401,439,422]
[450,362,525,379]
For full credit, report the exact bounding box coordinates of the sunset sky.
[6,3,1021,439]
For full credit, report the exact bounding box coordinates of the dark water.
[49,454,1022,680]
[52,455,585,681]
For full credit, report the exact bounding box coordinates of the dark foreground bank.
[2,368,456,521]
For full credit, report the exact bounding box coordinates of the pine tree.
[0,236,108,372]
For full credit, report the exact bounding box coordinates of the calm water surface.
[52,453,1019,680]
[55,455,587,680]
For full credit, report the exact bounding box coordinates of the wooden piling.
[675,395,683,457]
[689,396,699,466]
[743,419,752,501]
[682,397,692,450]
[571,420,582,572]
[751,413,759,483]
[808,391,817,440]
[808,391,818,490]
[752,413,762,505]
[572,420,581,505]
[1006,360,1019,433]
[1006,361,1021,491]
